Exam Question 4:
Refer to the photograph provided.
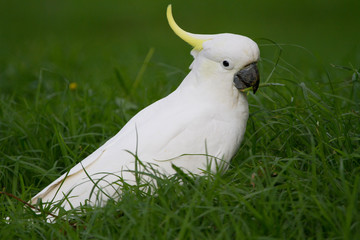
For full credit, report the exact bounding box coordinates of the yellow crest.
[167,5,206,51]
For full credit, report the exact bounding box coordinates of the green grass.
[1,1,360,239]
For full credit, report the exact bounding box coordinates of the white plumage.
[31,5,260,211]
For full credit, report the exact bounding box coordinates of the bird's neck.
[176,71,248,109]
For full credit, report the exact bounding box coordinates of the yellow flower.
[69,82,78,91]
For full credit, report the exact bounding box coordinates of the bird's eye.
[221,59,234,70]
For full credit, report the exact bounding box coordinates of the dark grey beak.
[233,62,260,94]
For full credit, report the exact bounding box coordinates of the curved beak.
[233,63,260,94]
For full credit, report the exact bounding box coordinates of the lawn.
[0,0,359,239]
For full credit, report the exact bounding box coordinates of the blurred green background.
[0,0,359,96]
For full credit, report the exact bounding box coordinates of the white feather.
[31,32,260,211]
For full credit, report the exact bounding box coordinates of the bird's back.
[30,83,249,210]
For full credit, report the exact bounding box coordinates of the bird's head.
[167,5,260,94]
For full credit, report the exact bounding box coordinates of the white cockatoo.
[30,5,260,212]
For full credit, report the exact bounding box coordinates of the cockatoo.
[30,5,260,212]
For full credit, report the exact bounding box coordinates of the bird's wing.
[31,89,245,207]
[30,94,172,204]
[30,92,204,203]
